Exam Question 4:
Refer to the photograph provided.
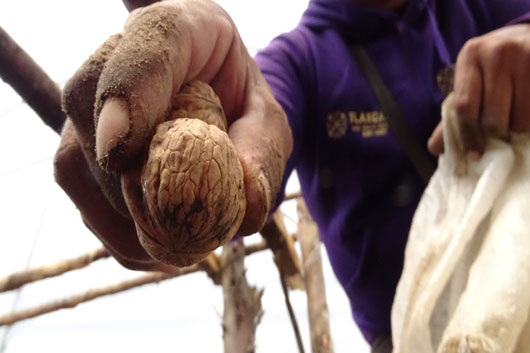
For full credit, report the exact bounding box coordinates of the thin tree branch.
[279,265,305,353]
[244,239,268,256]
[0,240,268,295]
[260,212,304,289]
[199,253,222,285]
[284,191,302,201]
[298,199,334,353]
[0,27,65,133]
[0,241,268,327]
[0,248,109,293]
[221,241,263,353]
[0,269,192,327]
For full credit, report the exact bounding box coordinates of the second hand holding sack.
[392,93,530,353]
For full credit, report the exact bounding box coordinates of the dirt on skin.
[94,3,187,172]
[60,3,280,267]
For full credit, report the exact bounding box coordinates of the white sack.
[392,94,530,353]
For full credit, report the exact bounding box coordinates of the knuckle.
[62,34,121,120]
[61,75,83,118]
[53,142,81,190]
[53,121,85,190]
[487,41,516,72]
[131,2,180,34]
[519,45,530,66]
[452,93,476,123]
[460,37,481,59]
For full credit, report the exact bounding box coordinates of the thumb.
[94,4,190,171]
[229,76,293,236]
[427,121,444,156]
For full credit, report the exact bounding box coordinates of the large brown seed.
[122,81,246,267]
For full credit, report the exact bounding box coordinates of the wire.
[0,100,24,120]
[0,157,54,178]
[0,76,68,121]
[0,180,53,353]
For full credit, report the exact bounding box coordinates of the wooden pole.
[298,199,334,353]
[221,241,263,353]
[0,27,65,133]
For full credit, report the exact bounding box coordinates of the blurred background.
[0,1,369,352]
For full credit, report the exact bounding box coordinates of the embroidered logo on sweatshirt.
[326,111,388,139]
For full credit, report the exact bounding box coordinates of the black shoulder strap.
[349,44,436,184]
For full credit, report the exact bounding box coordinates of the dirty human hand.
[54,0,293,271]
[428,23,530,157]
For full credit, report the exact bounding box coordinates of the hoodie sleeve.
[254,30,314,208]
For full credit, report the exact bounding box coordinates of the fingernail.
[96,98,130,160]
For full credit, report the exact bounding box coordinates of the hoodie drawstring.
[421,0,453,66]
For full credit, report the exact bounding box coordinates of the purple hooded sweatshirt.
[255,0,530,343]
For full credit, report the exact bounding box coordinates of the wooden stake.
[221,241,263,353]
[298,199,334,353]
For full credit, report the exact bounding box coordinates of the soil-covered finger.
[61,34,130,218]
[229,79,293,235]
[54,120,162,271]
[235,135,286,236]
[63,34,122,138]
[95,3,190,171]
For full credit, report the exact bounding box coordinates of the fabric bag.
[392,94,530,353]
